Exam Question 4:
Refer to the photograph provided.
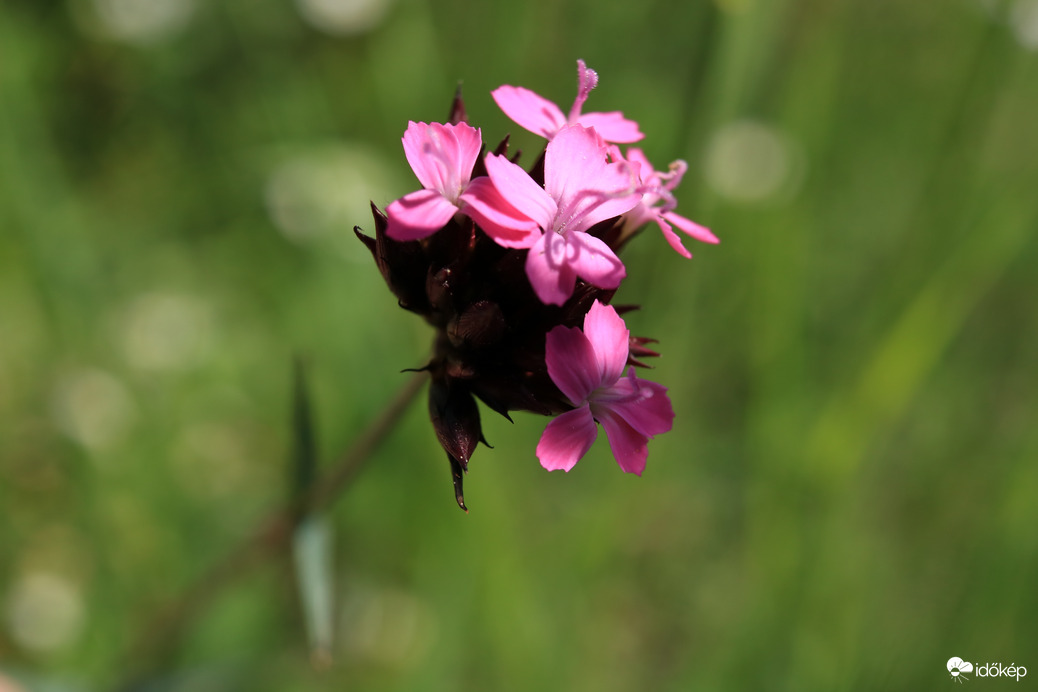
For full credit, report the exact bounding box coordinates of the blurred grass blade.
[290,357,334,665]
[293,516,335,667]
[292,356,318,498]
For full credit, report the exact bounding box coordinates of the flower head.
[616,148,719,258]
[536,301,674,475]
[357,67,711,511]
[386,121,482,241]
[492,60,643,143]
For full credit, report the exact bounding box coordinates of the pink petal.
[593,369,674,438]
[655,217,694,259]
[576,112,644,143]
[483,153,556,230]
[402,122,481,198]
[536,406,598,472]
[581,301,629,384]
[595,408,649,475]
[385,189,460,241]
[545,126,639,234]
[545,324,600,405]
[525,232,578,306]
[460,177,540,248]
[491,86,567,140]
[622,147,652,173]
[564,232,626,290]
[664,211,719,244]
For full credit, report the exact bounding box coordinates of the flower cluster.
[356,61,717,510]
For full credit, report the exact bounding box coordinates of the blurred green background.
[2,0,1037,690]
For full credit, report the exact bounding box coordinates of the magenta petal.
[595,370,675,438]
[492,86,567,139]
[460,177,540,248]
[385,189,460,240]
[581,301,629,384]
[565,232,626,290]
[545,324,600,405]
[595,408,650,475]
[525,232,578,306]
[536,406,598,472]
[665,211,719,244]
[576,112,644,143]
[483,153,556,229]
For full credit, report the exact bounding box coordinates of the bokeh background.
[2,0,1037,690]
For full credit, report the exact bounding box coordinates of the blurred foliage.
[1,0,1037,690]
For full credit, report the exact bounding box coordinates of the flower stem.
[115,370,427,687]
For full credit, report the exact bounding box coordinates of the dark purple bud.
[471,368,570,418]
[428,374,483,468]
[426,266,454,316]
[448,300,506,349]
[357,203,431,314]
[428,369,489,511]
[471,136,509,180]
[527,149,546,186]
[447,84,467,125]
[559,284,616,327]
[596,218,628,251]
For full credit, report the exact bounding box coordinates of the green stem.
[115,370,427,687]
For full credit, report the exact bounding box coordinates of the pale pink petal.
[401,122,480,198]
[536,406,598,472]
[545,324,600,405]
[620,200,656,233]
[594,408,649,475]
[545,126,640,234]
[665,211,719,244]
[460,178,540,248]
[483,153,556,230]
[385,189,461,241]
[655,217,694,259]
[491,86,567,140]
[525,232,578,306]
[581,301,629,384]
[622,147,652,173]
[564,232,626,290]
[451,123,484,173]
[576,112,644,143]
[593,370,674,438]
[543,125,607,208]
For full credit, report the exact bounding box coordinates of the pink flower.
[536,301,674,475]
[492,60,643,144]
[617,148,719,258]
[386,121,482,241]
[462,125,640,305]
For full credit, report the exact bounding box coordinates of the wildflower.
[536,301,673,475]
[356,64,709,510]
[616,148,719,258]
[464,124,640,305]
[385,121,482,241]
[492,60,643,143]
